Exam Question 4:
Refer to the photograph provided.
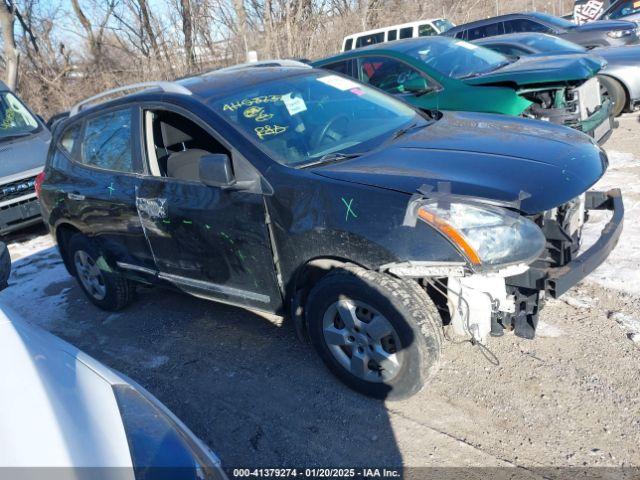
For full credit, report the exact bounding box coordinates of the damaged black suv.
[38,64,623,399]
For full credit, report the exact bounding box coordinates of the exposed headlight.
[113,384,226,480]
[417,201,546,268]
[607,29,634,38]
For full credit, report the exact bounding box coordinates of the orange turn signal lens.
[418,207,482,266]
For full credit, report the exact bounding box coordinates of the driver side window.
[357,56,431,95]
[143,109,231,183]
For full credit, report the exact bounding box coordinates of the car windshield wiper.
[300,152,363,168]
[390,122,426,141]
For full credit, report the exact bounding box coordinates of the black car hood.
[0,129,50,179]
[313,112,607,215]
[574,19,637,31]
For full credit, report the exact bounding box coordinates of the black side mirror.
[199,153,236,188]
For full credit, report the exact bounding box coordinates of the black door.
[70,106,156,272]
[135,108,282,312]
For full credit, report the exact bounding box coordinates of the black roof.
[445,12,558,35]
[176,65,313,101]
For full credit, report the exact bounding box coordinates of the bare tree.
[0,1,19,90]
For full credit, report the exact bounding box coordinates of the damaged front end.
[385,185,623,344]
[519,77,614,144]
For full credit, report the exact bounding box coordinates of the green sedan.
[313,36,614,144]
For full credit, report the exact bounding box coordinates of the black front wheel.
[66,234,135,311]
[306,266,443,400]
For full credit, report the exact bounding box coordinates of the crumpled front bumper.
[579,98,614,145]
[506,189,623,298]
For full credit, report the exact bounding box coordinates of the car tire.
[599,75,627,117]
[67,234,135,311]
[306,266,443,400]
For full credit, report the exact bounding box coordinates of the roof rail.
[202,59,311,77]
[69,81,192,116]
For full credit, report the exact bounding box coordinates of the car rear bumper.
[506,189,623,298]
[0,195,43,235]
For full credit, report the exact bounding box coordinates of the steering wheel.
[311,114,350,150]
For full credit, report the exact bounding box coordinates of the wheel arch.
[599,73,631,112]
[53,221,83,275]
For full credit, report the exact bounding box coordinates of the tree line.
[0,0,573,118]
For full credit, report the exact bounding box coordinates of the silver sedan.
[474,32,640,116]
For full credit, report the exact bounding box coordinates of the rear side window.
[60,124,80,155]
[608,0,640,18]
[399,27,414,39]
[80,109,138,173]
[504,19,551,33]
[466,22,504,40]
[356,32,384,48]
[322,60,351,76]
[387,29,398,41]
[418,24,437,36]
[344,38,353,51]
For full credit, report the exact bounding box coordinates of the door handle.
[67,192,85,201]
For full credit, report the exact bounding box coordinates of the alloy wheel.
[322,298,402,383]
[74,250,107,301]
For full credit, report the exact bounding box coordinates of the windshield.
[433,19,455,32]
[529,12,576,29]
[521,34,586,53]
[404,38,510,79]
[212,72,423,167]
[0,92,39,139]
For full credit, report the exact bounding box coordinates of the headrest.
[161,122,192,148]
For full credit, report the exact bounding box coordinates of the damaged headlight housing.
[418,201,546,269]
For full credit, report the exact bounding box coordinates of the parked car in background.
[444,12,640,48]
[38,66,622,399]
[574,0,640,24]
[341,18,455,51]
[600,0,640,23]
[474,32,640,116]
[0,301,226,478]
[314,37,614,144]
[0,81,50,235]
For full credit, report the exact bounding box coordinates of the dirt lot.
[1,114,639,472]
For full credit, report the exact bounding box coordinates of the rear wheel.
[599,75,627,117]
[67,234,135,311]
[306,266,443,400]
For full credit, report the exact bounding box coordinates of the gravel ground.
[1,114,639,473]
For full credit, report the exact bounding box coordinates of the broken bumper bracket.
[507,189,624,299]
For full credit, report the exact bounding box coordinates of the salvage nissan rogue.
[37,65,623,399]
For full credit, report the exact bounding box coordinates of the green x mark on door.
[341,197,358,221]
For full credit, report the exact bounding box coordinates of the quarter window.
[81,109,138,173]
[60,124,80,155]
[322,60,350,76]
[399,27,414,39]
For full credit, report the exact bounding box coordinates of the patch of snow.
[0,241,72,326]
[562,295,593,309]
[580,151,640,295]
[536,320,564,338]
[609,312,640,345]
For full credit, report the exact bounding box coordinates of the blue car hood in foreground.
[313,112,608,215]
